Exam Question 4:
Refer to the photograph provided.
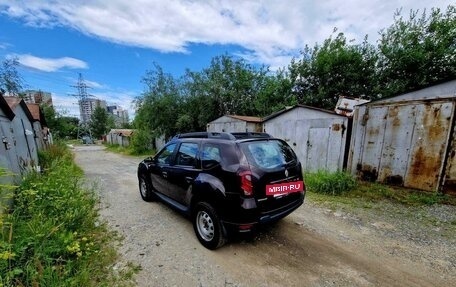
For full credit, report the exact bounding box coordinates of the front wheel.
[193,202,226,250]
[139,175,155,202]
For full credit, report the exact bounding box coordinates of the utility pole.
[71,73,94,140]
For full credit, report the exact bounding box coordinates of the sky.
[0,0,453,120]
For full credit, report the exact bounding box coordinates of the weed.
[38,141,73,170]
[0,145,136,286]
[129,129,154,155]
[305,170,357,195]
[305,171,456,215]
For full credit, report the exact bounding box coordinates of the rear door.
[239,139,304,212]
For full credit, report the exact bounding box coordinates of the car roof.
[172,132,273,142]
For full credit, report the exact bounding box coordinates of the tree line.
[133,6,455,152]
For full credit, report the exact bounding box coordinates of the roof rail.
[174,132,272,140]
[175,132,236,140]
[230,132,272,139]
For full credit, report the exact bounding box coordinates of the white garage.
[263,105,349,172]
[207,115,262,133]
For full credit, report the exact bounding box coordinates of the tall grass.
[104,143,155,157]
[305,170,358,195]
[37,141,72,170]
[0,168,17,286]
[305,170,455,206]
[0,144,134,286]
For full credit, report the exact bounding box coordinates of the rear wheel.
[193,202,226,250]
[139,175,155,202]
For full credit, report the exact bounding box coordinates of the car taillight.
[239,170,253,196]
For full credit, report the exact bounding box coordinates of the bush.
[130,130,153,155]
[305,170,358,195]
[38,141,72,170]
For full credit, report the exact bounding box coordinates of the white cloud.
[52,93,80,118]
[84,79,104,89]
[13,54,88,72]
[1,0,453,69]
[0,42,11,49]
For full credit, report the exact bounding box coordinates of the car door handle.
[162,171,168,178]
[185,176,194,183]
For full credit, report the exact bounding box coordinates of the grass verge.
[104,143,154,157]
[305,170,456,207]
[304,171,456,238]
[0,142,136,286]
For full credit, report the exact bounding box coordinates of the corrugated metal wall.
[32,122,45,150]
[349,99,455,192]
[264,107,348,172]
[107,132,131,147]
[1,103,41,182]
[0,114,20,175]
[207,116,247,132]
[442,122,456,194]
[10,108,38,171]
[207,116,261,132]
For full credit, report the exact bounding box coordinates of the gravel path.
[73,145,456,287]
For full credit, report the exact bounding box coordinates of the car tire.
[139,175,155,202]
[193,202,226,250]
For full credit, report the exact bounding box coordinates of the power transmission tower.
[71,73,94,140]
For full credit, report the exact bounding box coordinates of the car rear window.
[240,140,297,170]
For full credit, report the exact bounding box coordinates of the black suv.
[137,132,305,249]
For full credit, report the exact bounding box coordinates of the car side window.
[157,143,177,164]
[176,142,199,167]
[201,144,221,169]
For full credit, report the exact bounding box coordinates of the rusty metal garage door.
[357,101,454,191]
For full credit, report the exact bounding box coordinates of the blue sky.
[0,0,453,119]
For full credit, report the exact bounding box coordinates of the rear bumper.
[221,192,305,232]
[258,195,304,224]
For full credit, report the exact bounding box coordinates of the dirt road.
[73,145,455,287]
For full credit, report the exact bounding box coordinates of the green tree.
[135,56,294,138]
[41,105,79,139]
[134,63,181,139]
[289,31,378,109]
[181,55,285,129]
[0,58,23,96]
[120,121,132,129]
[107,113,116,131]
[59,116,79,138]
[130,129,153,154]
[41,104,59,130]
[186,55,270,116]
[180,70,218,131]
[254,68,294,116]
[89,106,110,139]
[377,5,456,97]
